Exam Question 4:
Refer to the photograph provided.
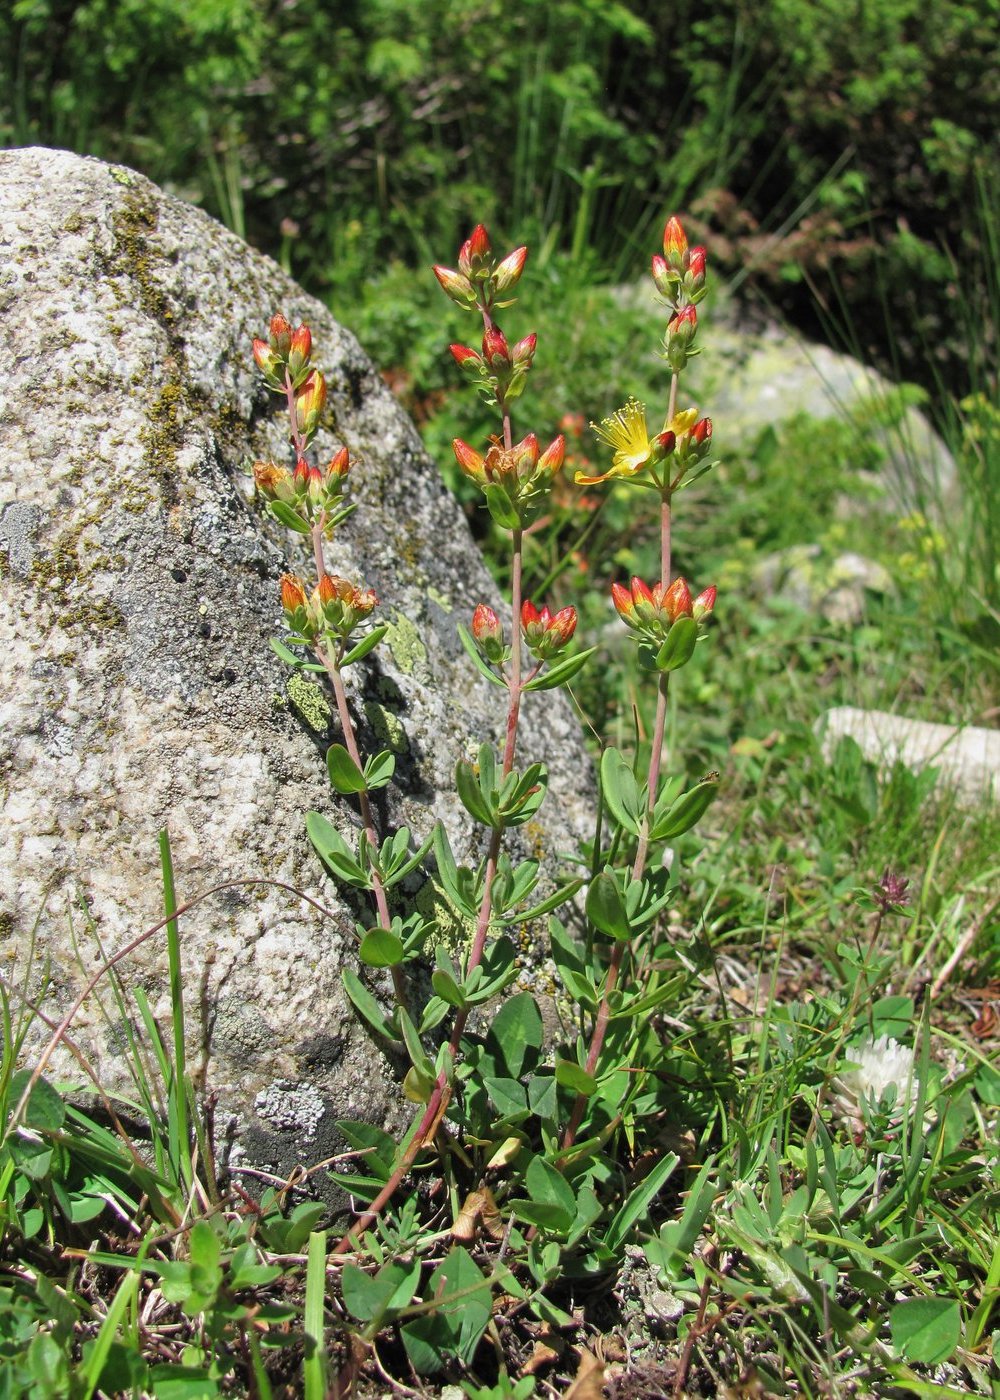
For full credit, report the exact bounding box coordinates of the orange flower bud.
[317,573,337,605]
[433,265,477,307]
[280,574,308,613]
[452,439,487,484]
[288,323,312,377]
[537,434,565,477]
[687,246,707,290]
[650,253,676,298]
[472,603,505,663]
[295,370,327,440]
[459,224,491,277]
[269,314,292,356]
[662,216,688,267]
[663,576,693,622]
[327,446,350,480]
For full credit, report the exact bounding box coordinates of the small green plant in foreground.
[1,217,997,1397]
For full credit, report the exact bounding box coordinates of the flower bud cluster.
[433,225,528,314]
[280,572,378,644]
[452,433,565,528]
[611,575,716,665]
[450,328,537,406]
[253,314,328,450]
[521,601,578,661]
[651,217,707,373]
[253,446,351,523]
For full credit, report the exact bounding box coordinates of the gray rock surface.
[819,707,1000,805]
[753,544,896,625]
[0,148,592,1190]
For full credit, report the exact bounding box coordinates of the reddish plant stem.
[560,380,677,1149]
[317,642,407,1015]
[331,392,526,1257]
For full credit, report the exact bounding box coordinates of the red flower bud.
[691,417,712,446]
[687,246,707,285]
[294,455,309,486]
[252,338,279,375]
[651,430,676,463]
[693,585,717,621]
[611,581,636,623]
[651,253,676,298]
[327,446,350,480]
[549,606,577,646]
[472,603,505,663]
[482,326,511,367]
[492,245,528,294]
[459,224,491,277]
[450,343,481,367]
[511,332,537,367]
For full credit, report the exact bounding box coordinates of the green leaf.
[267,499,310,533]
[525,1156,576,1224]
[555,1060,598,1096]
[483,1076,528,1118]
[600,747,643,835]
[456,758,497,827]
[605,1152,679,1252]
[341,624,388,667]
[400,1247,492,1372]
[655,615,698,671]
[306,812,370,887]
[8,1070,66,1131]
[488,992,543,1078]
[342,1259,421,1324]
[528,1074,558,1120]
[327,743,367,794]
[364,750,395,790]
[457,621,506,687]
[649,774,719,840]
[359,927,404,967]
[890,1298,961,1365]
[269,637,303,668]
[431,967,467,1008]
[586,870,632,940]
[342,968,400,1043]
[522,646,596,692]
[398,1008,434,1079]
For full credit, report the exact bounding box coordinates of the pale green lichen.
[363,700,408,753]
[384,612,427,675]
[286,673,332,733]
[415,878,469,954]
[426,585,453,613]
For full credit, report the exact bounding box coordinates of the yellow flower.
[577,398,654,485]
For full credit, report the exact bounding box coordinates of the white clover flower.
[830,1034,919,1132]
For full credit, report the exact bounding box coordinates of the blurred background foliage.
[3,0,997,402]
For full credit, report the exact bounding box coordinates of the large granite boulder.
[0,148,591,1188]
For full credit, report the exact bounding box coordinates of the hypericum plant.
[252,213,722,1372]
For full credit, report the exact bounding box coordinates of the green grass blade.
[159,829,192,1195]
[303,1229,328,1400]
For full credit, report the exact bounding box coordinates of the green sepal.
[327,743,367,794]
[342,624,389,667]
[484,483,522,530]
[522,646,596,692]
[364,749,396,790]
[306,812,370,887]
[359,927,405,967]
[457,622,507,688]
[600,747,644,836]
[650,773,719,840]
[267,499,310,533]
[655,616,698,672]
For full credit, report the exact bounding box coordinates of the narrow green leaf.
[303,1232,328,1400]
[431,967,467,1008]
[650,774,719,840]
[268,499,311,533]
[269,637,303,667]
[655,615,698,671]
[364,750,395,790]
[484,483,522,530]
[341,624,388,668]
[586,870,632,940]
[522,646,596,692]
[456,758,496,827]
[605,1152,680,1252]
[342,969,399,1043]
